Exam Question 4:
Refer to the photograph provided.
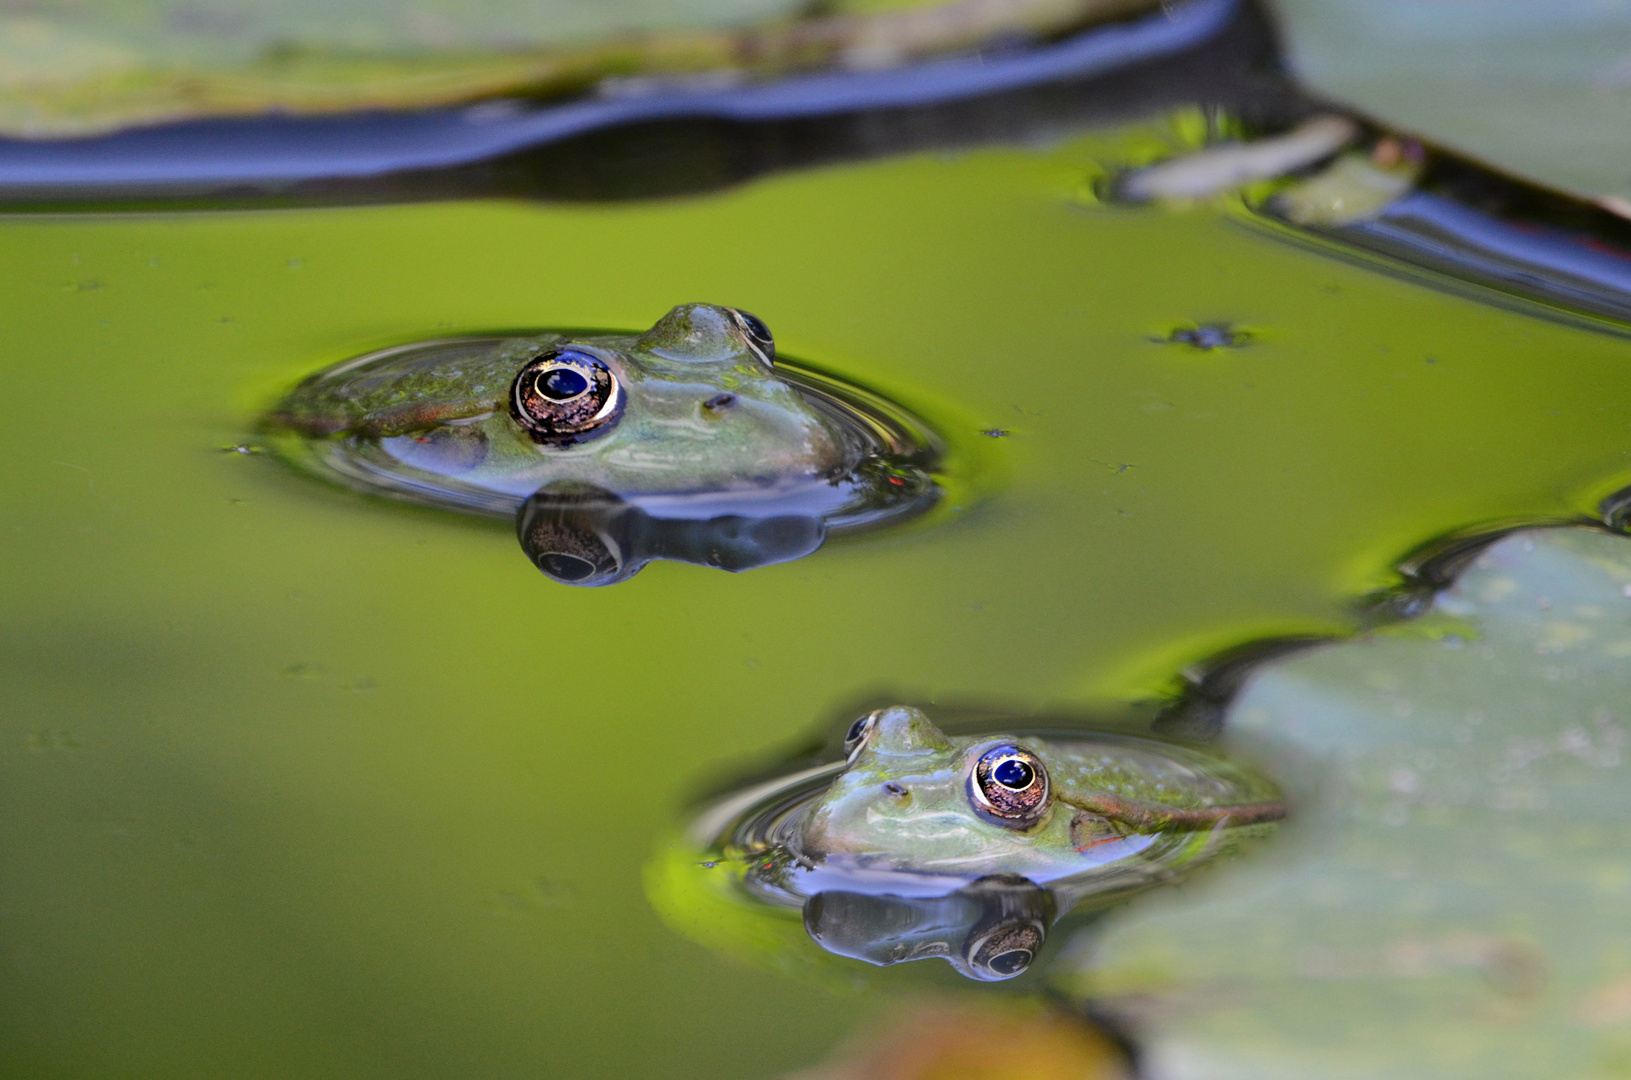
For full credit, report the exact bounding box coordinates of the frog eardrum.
[510,348,623,444]
[969,744,1051,828]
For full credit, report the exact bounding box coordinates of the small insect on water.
[1160,323,1251,350]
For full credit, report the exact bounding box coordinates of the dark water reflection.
[517,484,826,585]
[804,875,1055,982]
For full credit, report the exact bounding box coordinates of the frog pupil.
[846,718,869,743]
[992,758,1034,790]
[538,367,589,401]
[987,949,1032,976]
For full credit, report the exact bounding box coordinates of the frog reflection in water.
[268,303,936,583]
[793,706,1285,882]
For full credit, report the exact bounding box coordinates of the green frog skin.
[793,706,1285,882]
[267,303,858,511]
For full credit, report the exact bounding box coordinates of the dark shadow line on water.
[1235,142,1631,340]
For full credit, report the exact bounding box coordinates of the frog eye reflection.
[510,349,623,445]
[964,919,1045,981]
[843,711,880,760]
[968,745,1051,829]
[728,308,775,365]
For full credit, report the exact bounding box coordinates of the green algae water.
[4,122,1631,1077]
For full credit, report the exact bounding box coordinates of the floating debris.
[1162,323,1250,350]
[1268,140,1424,227]
[1116,114,1358,203]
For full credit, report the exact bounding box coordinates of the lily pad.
[1063,525,1631,1078]
[1267,0,1631,206]
[0,0,1158,136]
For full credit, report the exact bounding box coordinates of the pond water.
[5,111,1631,1077]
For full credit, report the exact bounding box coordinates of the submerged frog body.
[792,706,1283,883]
[267,303,938,582]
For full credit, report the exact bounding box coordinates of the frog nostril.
[703,393,737,412]
[882,781,909,801]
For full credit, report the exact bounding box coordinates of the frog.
[266,303,941,583]
[268,302,860,509]
[789,706,1284,883]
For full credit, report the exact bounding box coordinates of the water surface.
[4,122,1631,1076]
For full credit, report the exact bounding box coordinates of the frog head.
[794,707,1084,879]
[270,303,856,502]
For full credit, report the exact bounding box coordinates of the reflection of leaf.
[1061,526,1631,1077]
[746,845,802,895]
[781,999,1130,1080]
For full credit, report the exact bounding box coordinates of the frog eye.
[843,711,880,760]
[728,308,775,366]
[510,349,623,445]
[968,744,1051,829]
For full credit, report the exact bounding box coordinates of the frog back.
[1033,736,1280,815]
[270,335,556,438]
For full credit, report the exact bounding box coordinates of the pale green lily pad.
[1267,0,1631,206]
[1060,526,1631,1078]
[0,0,1155,136]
